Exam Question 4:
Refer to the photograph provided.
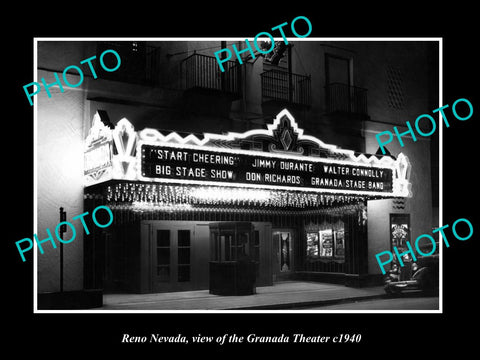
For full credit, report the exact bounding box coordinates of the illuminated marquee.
[84,109,412,198]
[139,143,393,194]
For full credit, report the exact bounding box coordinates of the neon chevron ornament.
[111,118,137,180]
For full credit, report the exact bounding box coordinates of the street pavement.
[98,281,439,311]
[100,281,386,310]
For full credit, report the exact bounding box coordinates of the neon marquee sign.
[84,109,412,198]
[139,143,393,194]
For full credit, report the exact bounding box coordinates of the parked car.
[384,254,439,295]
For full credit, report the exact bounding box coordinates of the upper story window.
[324,53,368,117]
[325,53,351,87]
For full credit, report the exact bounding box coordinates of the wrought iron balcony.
[181,53,241,98]
[260,69,311,107]
[325,83,368,117]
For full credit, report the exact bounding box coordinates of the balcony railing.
[182,53,240,97]
[261,69,311,106]
[325,83,368,116]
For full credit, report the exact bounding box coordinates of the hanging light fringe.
[104,182,366,212]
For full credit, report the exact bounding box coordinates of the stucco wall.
[36,69,87,292]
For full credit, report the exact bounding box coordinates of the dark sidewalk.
[100,281,389,311]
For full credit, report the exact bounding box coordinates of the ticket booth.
[209,222,257,295]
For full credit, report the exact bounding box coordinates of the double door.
[141,221,210,293]
[152,224,192,292]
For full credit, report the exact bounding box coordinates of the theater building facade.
[35,40,438,300]
[82,109,411,293]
